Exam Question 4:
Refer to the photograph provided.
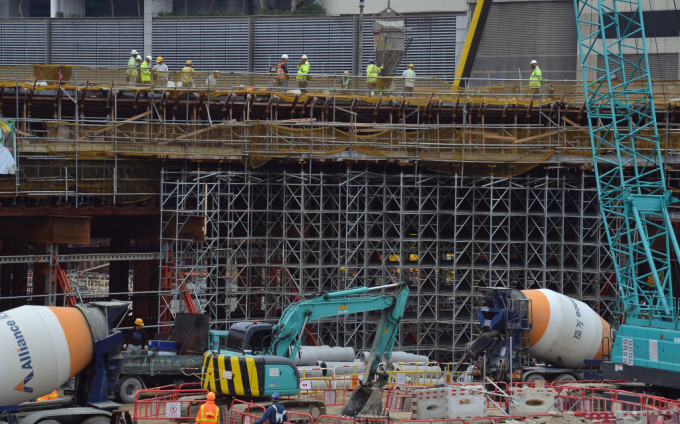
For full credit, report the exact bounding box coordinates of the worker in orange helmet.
[36,389,58,401]
[196,392,219,424]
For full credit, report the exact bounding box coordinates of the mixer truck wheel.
[553,373,577,383]
[118,376,144,404]
[523,373,546,383]
[81,416,111,424]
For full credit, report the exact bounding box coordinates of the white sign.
[649,340,658,362]
[269,367,280,377]
[324,390,336,405]
[166,402,181,418]
[244,416,252,424]
[300,380,312,390]
[622,337,634,366]
[223,370,233,380]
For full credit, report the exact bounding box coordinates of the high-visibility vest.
[196,401,220,424]
[530,66,542,88]
[366,64,383,83]
[277,61,288,79]
[296,61,310,81]
[37,390,58,401]
[127,57,138,78]
[182,66,195,85]
[140,61,151,83]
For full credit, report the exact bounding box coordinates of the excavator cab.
[224,321,273,355]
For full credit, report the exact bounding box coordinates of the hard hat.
[281,54,289,60]
[408,63,414,68]
[134,318,144,326]
[156,56,163,63]
[136,55,142,60]
[272,392,280,400]
[301,55,308,60]
[530,60,538,65]
[213,70,220,75]
[206,392,216,401]
[344,71,350,75]
[131,49,138,55]
[369,57,375,63]
[186,60,193,65]
[146,55,152,61]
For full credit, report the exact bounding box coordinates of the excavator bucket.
[338,386,383,417]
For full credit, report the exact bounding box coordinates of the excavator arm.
[266,281,409,361]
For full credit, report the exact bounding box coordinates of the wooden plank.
[82,110,152,139]
[174,120,237,140]
[513,129,561,144]
[465,130,515,141]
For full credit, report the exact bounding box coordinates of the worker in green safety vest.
[297,55,310,94]
[366,58,383,97]
[529,59,542,93]
[126,49,139,84]
[140,56,152,85]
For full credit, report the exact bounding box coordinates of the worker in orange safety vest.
[37,389,58,401]
[196,391,219,424]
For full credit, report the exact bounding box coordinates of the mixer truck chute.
[201,281,409,416]
[0,301,131,424]
[467,288,614,383]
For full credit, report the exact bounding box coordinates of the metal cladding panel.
[0,20,46,64]
[400,16,457,80]
[152,18,249,72]
[471,1,577,81]
[597,53,679,80]
[51,20,143,67]
[253,17,355,76]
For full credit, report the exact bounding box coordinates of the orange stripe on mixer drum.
[522,290,551,347]
[593,316,612,360]
[47,307,94,377]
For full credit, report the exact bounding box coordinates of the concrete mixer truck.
[0,301,131,424]
[465,288,615,383]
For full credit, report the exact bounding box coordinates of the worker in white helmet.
[529,59,542,93]
[277,54,290,89]
[297,54,310,94]
[126,49,139,83]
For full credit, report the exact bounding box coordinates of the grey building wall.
[0,14,461,81]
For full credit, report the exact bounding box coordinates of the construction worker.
[277,54,289,88]
[196,392,219,424]
[126,49,139,83]
[342,71,351,91]
[255,392,288,424]
[529,59,542,93]
[124,318,148,354]
[140,56,152,85]
[206,70,220,89]
[153,56,169,87]
[135,55,143,84]
[36,389,58,401]
[366,58,383,96]
[296,55,310,94]
[182,60,196,88]
[402,63,416,94]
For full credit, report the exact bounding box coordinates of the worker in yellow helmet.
[196,392,220,424]
[402,63,416,94]
[124,318,149,354]
[36,389,58,402]
[182,60,196,88]
[153,56,169,87]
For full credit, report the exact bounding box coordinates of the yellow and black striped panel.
[201,352,265,396]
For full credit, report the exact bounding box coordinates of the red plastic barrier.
[133,385,208,421]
